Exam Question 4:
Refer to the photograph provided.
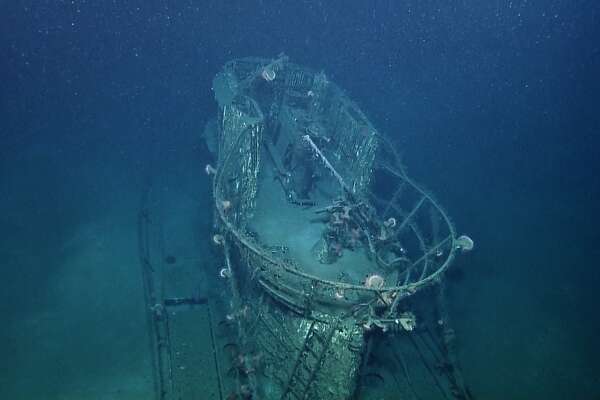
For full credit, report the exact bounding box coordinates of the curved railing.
[213,128,460,315]
[211,60,462,315]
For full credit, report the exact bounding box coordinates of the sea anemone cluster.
[212,234,225,245]
[455,235,474,252]
[220,199,232,212]
[261,67,276,81]
[321,204,363,263]
[205,164,217,175]
[364,274,385,289]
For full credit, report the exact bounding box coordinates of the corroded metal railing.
[212,123,459,314]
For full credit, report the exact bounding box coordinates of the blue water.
[1,1,599,399]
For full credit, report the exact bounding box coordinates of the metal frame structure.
[207,56,473,400]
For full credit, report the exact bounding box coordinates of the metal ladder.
[280,320,338,400]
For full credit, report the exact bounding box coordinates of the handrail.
[213,125,457,297]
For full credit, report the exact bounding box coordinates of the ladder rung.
[288,388,303,399]
[301,364,312,372]
[305,346,320,359]
[311,331,324,343]
[281,322,339,400]
[293,372,308,385]
[299,363,313,375]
